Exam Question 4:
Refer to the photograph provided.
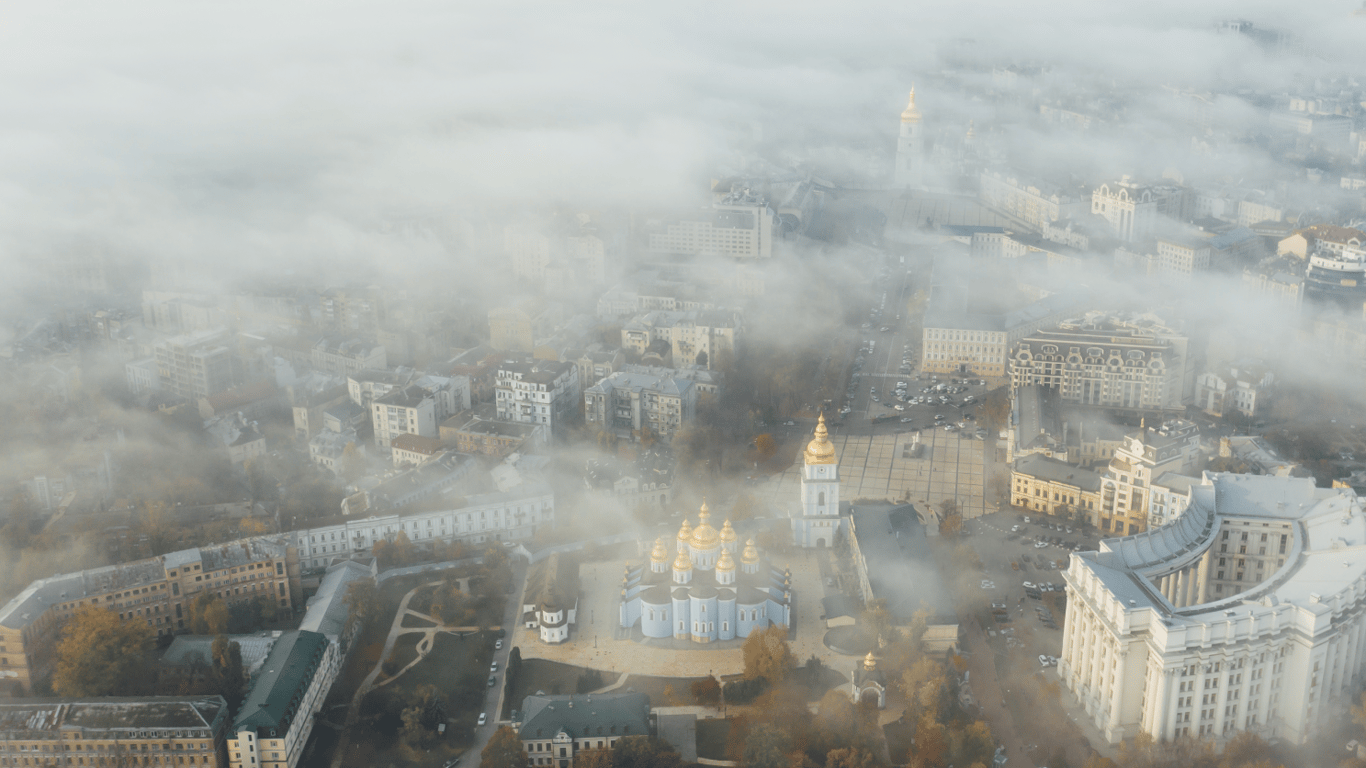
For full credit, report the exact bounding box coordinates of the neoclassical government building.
[618,502,791,642]
[1061,473,1366,746]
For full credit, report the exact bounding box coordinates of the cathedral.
[618,502,791,643]
[791,413,845,548]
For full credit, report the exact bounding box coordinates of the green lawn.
[501,658,604,719]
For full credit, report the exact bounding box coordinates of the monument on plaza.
[618,500,791,643]
[792,413,846,548]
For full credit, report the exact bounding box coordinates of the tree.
[742,624,794,683]
[743,725,794,768]
[187,593,230,635]
[691,676,722,707]
[343,578,382,635]
[53,606,154,696]
[861,600,893,649]
[911,713,948,768]
[754,434,777,460]
[481,726,528,768]
[575,749,614,768]
[401,684,446,750]
[977,388,1009,434]
[611,736,681,768]
[211,635,247,715]
[1219,732,1276,768]
[340,442,366,483]
[826,748,880,768]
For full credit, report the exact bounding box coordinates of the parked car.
[478,712,488,726]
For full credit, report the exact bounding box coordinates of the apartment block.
[0,697,230,768]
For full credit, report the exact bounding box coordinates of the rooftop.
[851,505,956,624]
[1013,454,1102,492]
[0,697,227,734]
[233,630,329,735]
[515,693,651,740]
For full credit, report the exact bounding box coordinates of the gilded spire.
[804,413,837,465]
[650,537,669,563]
[677,518,692,541]
[900,87,922,124]
[690,499,721,549]
[864,651,877,670]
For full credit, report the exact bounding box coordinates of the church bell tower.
[894,87,925,188]
[793,413,843,548]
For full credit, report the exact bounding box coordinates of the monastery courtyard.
[516,546,849,678]
[761,428,990,519]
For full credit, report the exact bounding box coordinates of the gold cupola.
[900,87,922,124]
[673,548,693,571]
[804,413,837,465]
[741,537,761,565]
[690,499,721,549]
[650,537,669,564]
[720,519,738,545]
[864,652,877,671]
[716,548,736,572]
[677,518,692,543]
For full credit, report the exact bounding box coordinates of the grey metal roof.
[298,561,372,641]
[516,693,650,740]
[1013,454,1102,492]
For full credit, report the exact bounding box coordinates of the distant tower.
[793,413,844,548]
[894,88,925,188]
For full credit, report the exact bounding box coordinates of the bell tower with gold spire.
[895,87,925,188]
[793,413,844,548]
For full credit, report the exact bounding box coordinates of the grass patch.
[382,634,423,677]
[617,674,708,707]
[502,659,604,718]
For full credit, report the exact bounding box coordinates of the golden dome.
[720,519,737,544]
[741,537,761,565]
[900,87,922,123]
[650,538,669,563]
[804,413,837,465]
[677,518,692,542]
[716,549,736,572]
[673,549,693,571]
[690,499,721,549]
[864,652,877,670]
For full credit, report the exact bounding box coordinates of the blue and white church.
[619,502,791,643]
[792,413,845,548]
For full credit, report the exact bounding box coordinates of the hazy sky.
[1,0,1363,305]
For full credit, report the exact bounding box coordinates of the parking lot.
[959,511,1103,668]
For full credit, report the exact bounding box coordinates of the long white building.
[1060,473,1366,746]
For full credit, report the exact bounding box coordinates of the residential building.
[620,310,740,370]
[1010,312,1196,412]
[569,348,625,391]
[1214,436,1305,478]
[1005,385,1128,466]
[979,168,1086,231]
[1095,420,1201,535]
[489,301,566,354]
[296,560,372,651]
[227,630,338,768]
[1090,178,1187,242]
[310,337,386,377]
[390,434,446,468]
[442,346,499,404]
[620,364,721,398]
[1155,235,1212,277]
[1147,472,1199,528]
[371,375,471,449]
[155,329,238,401]
[199,380,281,421]
[317,286,385,334]
[441,415,547,457]
[1278,224,1366,258]
[125,358,161,395]
[1010,453,1103,521]
[583,370,697,441]
[648,190,776,260]
[289,381,349,442]
[0,697,230,768]
[1059,474,1366,746]
[308,428,358,476]
[204,414,268,467]
[620,502,791,643]
[494,360,579,436]
[291,485,554,570]
[1242,257,1305,310]
[584,445,674,512]
[1195,366,1274,419]
[353,451,479,514]
[513,693,651,763]
[0,538,298,692]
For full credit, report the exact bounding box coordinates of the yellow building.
[0,696,230,768]
[1010,453,1103,522]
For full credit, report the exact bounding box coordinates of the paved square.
[761,429,988,518]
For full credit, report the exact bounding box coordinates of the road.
[463,559,527,768]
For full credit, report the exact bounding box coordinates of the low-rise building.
[513,693,652,763]
[583,370,697,441]
[308,428,358,476]
[978,168,1087,231]
[1010,454,1103,521]
[155,329,238,401]
[1091,177,1188,242]
[0,697,230,768]
[390,434,446,468]
[310,336,385,376]
[1147,472,1199,528]
[227,630,338,768]
[441,414,548,457]
[649,188,776,260]
[620,310,741,370]
[522,553,579,644]
[126,358,162,395]
[584,445,675,512]
[1195,366,1274,419]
